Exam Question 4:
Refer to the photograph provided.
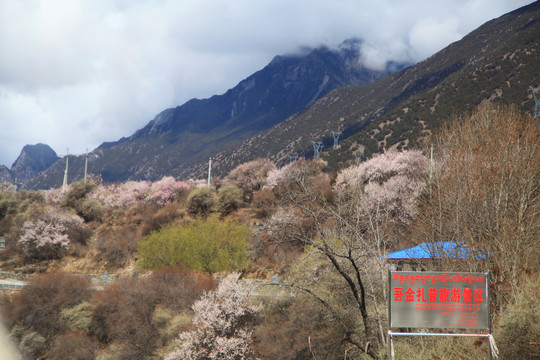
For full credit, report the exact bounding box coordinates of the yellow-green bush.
[137,216,250,272]
[217,184,243,216]
[186,187,217,217]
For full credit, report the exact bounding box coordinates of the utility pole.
[62,148,69,191]
[84,148,88,183]
[207,157,212,187]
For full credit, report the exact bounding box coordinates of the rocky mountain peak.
[11,144,59,184]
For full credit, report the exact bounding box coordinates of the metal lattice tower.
[332,131,342,149]
[528,86,540,119]
[312,141,324,158]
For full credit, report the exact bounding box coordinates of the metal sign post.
[388,269,496,359]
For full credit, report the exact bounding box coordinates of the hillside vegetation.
[0,104,538,359]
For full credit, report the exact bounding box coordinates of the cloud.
[409,16,462,60]
[0,0,534,168]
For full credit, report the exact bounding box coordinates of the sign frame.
[388,270,489,329]
[387,268,494,359]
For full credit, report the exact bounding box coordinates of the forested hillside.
[0,104,537,359]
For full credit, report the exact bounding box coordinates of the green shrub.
[59,301,93,333]
[217,184,243,216]
[137,216,250,272]
[61,180,103,222]
[187,187,217,217]
[19,331,46,359]
[77,198,104,222]
[61,180,97,210]
[0,191,45,240]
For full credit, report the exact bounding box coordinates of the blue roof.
[384,242,487,260]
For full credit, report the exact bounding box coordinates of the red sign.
[389,271,489,329]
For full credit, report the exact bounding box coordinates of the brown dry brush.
[411,104,539,304]
[0,268,217,360]
[259,159,388,359]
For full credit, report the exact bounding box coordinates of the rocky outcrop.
[0,166,12,184]
[11,144,59,185]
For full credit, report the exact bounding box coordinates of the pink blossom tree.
[334,150,428,224]
[264,158,322,191]
[225,158,276,200]
[42,187,68,206]
[91,181,152,207]
[88,180,153,207]
[18,210,84,260]
[166,273,260,360]
[187,178,210,188]
[147,176,191,206]
[87,177,192,208]
[264,161,296,190]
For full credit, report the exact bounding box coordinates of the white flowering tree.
[88,177,191,208]
[147,176,191,206]
[225,158,276,200]
[166,273,260,360]
[87,180,151,207]
[334,150,427,224]
[18,210,84,260]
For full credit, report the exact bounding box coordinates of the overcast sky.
[0,0,534,168]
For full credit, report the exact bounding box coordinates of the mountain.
[199,1,540,177]
[0,166,12,184]
[10,144,59,185]
[23,2,540,189]
[24,40,404,189]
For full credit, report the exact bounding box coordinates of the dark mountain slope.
[25,40,401,189]
[201,1,540,177]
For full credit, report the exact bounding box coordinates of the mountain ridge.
[15,1,540,189]
[198,0,540,177]
[10,144,59,185]
[24,39,404,189]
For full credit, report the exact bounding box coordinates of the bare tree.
[411,104,540,305]
[263,154,427,359]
